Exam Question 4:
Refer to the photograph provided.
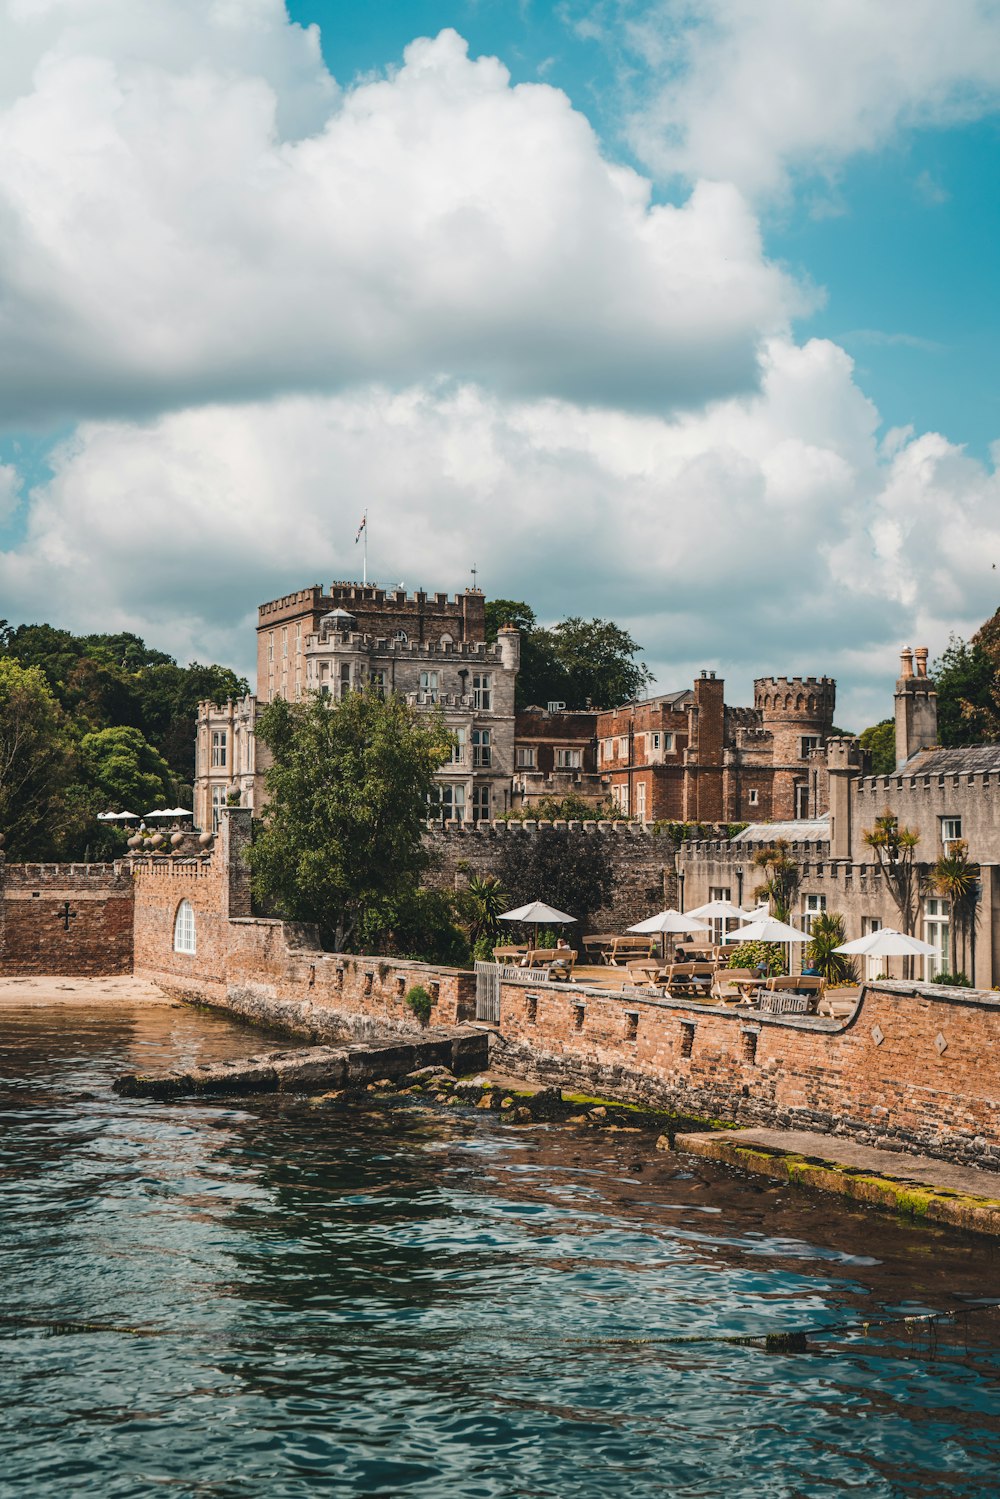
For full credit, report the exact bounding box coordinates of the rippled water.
[2,1001,1000,1498]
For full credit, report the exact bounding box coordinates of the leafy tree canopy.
[0,659,78,859]
[485,599,652,710]
[858,719,896,776]
[932,631,999,745]
[80,726,174,813]
[494,827,617,932]
[249,691,453,950]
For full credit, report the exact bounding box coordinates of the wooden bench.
[607,936,656,966]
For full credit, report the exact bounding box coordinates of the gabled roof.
[903,745,1000,776]
[732,819,830,844]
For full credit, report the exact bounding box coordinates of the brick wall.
[131,810,476,1040]
[0,859,134,975]
[490,974,1000,1168]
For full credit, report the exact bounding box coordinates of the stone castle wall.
[423,820,679,931]
[0,860,134,976]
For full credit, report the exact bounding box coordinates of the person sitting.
[547,938,573,981]
[751,960,769,981]
[801,960,821,978]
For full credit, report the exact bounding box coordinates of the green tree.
[0,659,78,858]
[752,839,801,922]
[500,792,616,822]
[485,599,652,710]
[805,911,858,985]
[931,838,979,978]
[80,726,175,813]
[457,874,509,958]
[250,691,453,950]
[932,633,998,745]
[859,719,896,776]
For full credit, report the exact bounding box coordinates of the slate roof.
[902,745,1000,776]
[731,819,830,844]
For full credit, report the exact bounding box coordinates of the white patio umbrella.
[834,927,938,981]
[627,909,710,962]
[97,810,139,821]
[725,917,810,944]
[833,928,937,958]
[499,901,576,952]
[146,806,192,819]
[687,899,745,921]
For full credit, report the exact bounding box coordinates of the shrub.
[805,912,858,985]
[726,941,785,976]
[405,985,434,1023]
[931,971,972,987]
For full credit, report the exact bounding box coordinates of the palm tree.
[931,839,979,978]
[863,812,922,978]
[805,911,857,986]
[752,839,800,921]
[461,874,509,957]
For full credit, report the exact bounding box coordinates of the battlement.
[311,631,503,662]
[258,586,325,621]
[754,676,836,718]
[424,819,675,837]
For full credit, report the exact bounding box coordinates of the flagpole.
[363,509,368,586]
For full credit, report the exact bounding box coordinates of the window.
[211,785,226,833]
[429,783,466,821]
[941,817,962,850]
[472,783,491,821]
[393,629,408,644]
[800,735,820,759]
[601,738,614,761]
[282,628,288,658]
[617,736,628,758]
[650,732,661,752]
[368,669,385,698]
[295,622,301,653]
[267,633,274,663]
[555,748,581,769]
[924,898,950,980]
[516,745,536,768]
[801,893,826,936]
[473,673,492,711]
[173,899,196,955]
[211,730,227,768]
[709,886,732,944]
[449,728,467,765]
[611,783,629,815]
[339,663,351,698]
[635,781,647,820]
[663,733,675,753]
[420,670,439,703]
[795,782,809,819]
[472,728,492,767]
[748,788,759,807]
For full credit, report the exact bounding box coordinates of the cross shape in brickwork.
[59,900,78,932]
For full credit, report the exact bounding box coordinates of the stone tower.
[894,646,938,770]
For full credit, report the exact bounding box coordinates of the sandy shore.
[0,975,172,1007]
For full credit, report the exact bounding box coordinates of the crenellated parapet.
[754,676,836,721]
[424,819,675,836]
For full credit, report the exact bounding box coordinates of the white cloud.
[0,461,21,521]
[624,0,1000,196]
[4,339,998,727]
[0,5,801,425]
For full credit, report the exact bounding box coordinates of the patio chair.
[711,967,756,1002]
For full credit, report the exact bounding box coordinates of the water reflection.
[1,1002,999,1497]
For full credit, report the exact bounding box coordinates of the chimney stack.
[894,645,937,770]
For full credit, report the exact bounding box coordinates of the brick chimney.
[894,645,937,770]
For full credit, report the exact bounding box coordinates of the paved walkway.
[0,975,169,1007]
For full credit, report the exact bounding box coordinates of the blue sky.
[1,0,1000,729]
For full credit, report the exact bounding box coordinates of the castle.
[194,581,842,831]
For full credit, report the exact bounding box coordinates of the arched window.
[174,899,196,955]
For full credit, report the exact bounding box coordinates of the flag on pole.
[355,514,366,544]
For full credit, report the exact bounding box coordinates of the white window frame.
[801,893,826,936]
[473,673,493,711]
[211,785,226,833]
[635,781,647,820]
[924,897,950,979]
[450,727,467,766]
[516,745,536,769]
[800,735,821,759]
[472,783,491,821]
[861,916,882,980]
[941,817,962,850]
[472,727,492,768]
[709,886,732,944]
[173,899,196,955]
[748,788,759,806]
[210,730,227,768]
[611,783,629,815]
[650,732,661,752]
[419,670,439,703]
[617,736,628,758]
[795,782,809,819]
[555,747,581,769]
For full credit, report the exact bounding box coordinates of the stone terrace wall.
[490,975,1000,1169]
[0,859,134,976]
[131,810,476,1041]
[425,821,679,931]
